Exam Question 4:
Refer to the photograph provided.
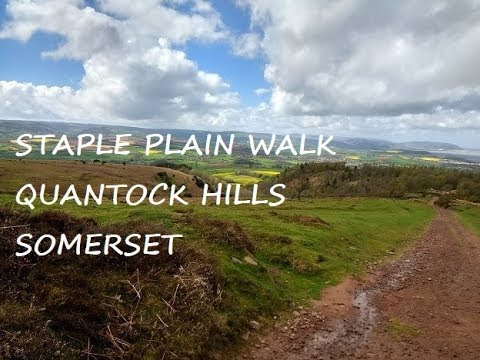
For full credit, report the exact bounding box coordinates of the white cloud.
[0,80,77,119]
[0,0,237,126]
[98,0,228,44]
[1,0,480,145]
[254,88,270,96]
[232,32,262,58]
[0,0,121,60]
[237,0,480,139]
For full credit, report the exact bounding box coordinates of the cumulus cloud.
[78,39,238,121]
[1,0,480,144]
[97,0,228,44]
[238,0,480,137]
[0,0,121,60]
[232,32,262,58]
[0,0,237,126]
[0,81,78,119]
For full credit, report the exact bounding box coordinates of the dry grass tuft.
[0,207,226,360]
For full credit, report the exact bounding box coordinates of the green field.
[0,158,437,358]
[0,194,435,287]
[0,191,434,357]
[455,203,480,235]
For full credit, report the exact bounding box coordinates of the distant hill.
[332,137,463,151]
[332,137,393,150]
[398,141,462,151]
[0,159,205,197]
[0,119,463,152]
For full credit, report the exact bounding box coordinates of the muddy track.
[240,207,480,359]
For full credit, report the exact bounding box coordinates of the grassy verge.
[455,203,480,236]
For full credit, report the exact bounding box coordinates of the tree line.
[273,162,480,202]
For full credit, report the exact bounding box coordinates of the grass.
[0,159,436,359]
[0,209,223,359]
[455,203,480,236]
[211,169,281,185]
[0,195,434,356]
[420,157,441,162]
[0,159,204,197]
[211,171,262,185]
[386,317,422,339]
[252,170,281,176]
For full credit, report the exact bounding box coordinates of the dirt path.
[240,207,480,359]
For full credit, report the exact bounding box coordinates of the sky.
[0,0,479,147]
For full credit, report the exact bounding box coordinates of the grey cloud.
[241,0,480,120]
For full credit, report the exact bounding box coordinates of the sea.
[431,149,480,163]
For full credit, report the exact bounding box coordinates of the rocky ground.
[240,207,480,360]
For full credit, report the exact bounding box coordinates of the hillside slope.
[0,159,204,197]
